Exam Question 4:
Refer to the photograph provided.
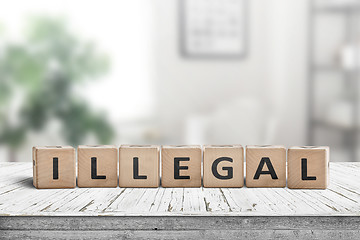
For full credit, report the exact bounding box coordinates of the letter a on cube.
[246,145,286,188]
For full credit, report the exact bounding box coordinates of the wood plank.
[0,163,359,216]
[1,216,360,239]
[1,216,360,230]
[1,229,360,240]
[156,188,184,212]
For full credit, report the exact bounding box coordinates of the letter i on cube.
[33,146,76,189]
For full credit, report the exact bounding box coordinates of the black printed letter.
[174,157,190,179]
[301,158,316,180]
[253,157,278,179]
[53,157,59,180]
[91,157,106,179]
[133,157,147,179]
[212,157,233,180]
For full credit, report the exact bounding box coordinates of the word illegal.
[32,145,329,189]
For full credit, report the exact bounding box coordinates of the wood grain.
[119,145,160,188]
[203,145,244,188]
[32,146,75,189]
[1,216,360,239]
[77,145,118,188]
[161,145,201,188]
[2,229,360,240]
[288,146,329,189]
[1,162,359,216]
[246,145,286,188]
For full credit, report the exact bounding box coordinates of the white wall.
[266,0,309,145]
[152,0,308,145]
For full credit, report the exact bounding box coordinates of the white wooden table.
[0,162,359,239]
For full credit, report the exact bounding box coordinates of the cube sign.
[246,145,286,188]
[203,145,244,188]
[119,145,160,188]
[33,146,75,189]
[77,145,118,188]
[161,145,201,188]
[287,146,329,189]
[32,145,329,189]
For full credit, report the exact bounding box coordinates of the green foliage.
[0,17,114,151]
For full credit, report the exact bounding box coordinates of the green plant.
[0,17,114,161]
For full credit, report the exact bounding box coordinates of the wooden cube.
[161,145,201,187]
[288,146,329,189]
[246,145,286,188]
[119,145,160,187]
[203,145,244,188]
[33,146,76,189]
[77,145,118,188]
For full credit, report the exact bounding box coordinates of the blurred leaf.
[3,46,44,89]
[0,16,114,156]
[0,121,26,149]
[56,100,114,146]
[0,78,11,104]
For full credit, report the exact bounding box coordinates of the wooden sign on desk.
[32,144,330,189]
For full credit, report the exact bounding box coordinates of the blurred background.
[0,0,359,162]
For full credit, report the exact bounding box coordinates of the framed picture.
[179,0,248,59]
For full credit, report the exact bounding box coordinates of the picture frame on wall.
[179,0,248,59]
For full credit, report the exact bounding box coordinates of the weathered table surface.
[0,162,360,239]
